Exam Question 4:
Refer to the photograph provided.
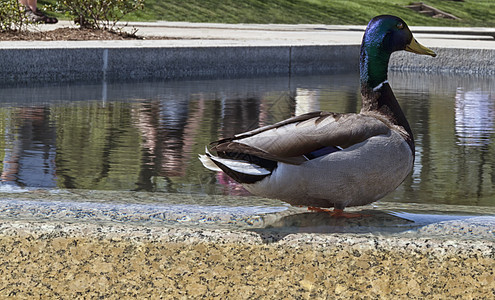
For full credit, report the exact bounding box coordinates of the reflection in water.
[256,209,416,238]
[0,72,494,206]
[1,107,56,188]
[455,89,495,146]
[389,72,495,207]
[295,88,319,116]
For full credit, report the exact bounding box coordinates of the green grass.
[39,0,495,27]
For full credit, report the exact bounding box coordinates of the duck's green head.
[360,15,436,89]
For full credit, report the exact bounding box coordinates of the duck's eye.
[396,23,404,30]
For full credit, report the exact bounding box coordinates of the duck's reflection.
[252,209,416,242]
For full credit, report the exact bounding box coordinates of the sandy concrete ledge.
[0,220,494,298]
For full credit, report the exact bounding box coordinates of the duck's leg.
[307,206,333,213]
[329,208,367,218]
[307,205,368,218]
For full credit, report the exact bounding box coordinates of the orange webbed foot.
[307,207,369,218]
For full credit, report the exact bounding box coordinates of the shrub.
[54,0,145,30]
[0,0,31,31]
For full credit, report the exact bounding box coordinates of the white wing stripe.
[209,155,271,175]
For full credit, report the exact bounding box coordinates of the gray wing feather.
[212,111,391,163]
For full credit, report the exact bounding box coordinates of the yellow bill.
[405,38,437,57]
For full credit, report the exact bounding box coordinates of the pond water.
[0,71,494,207]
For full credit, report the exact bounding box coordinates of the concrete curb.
[392,47,495,75]
[2,22,495,82]
[1,44,494,83]
[0,44,360,83]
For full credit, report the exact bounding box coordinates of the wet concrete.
[0,189,494,240]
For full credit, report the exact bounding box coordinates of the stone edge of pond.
[0,43,494,83]
[0,219,494,298]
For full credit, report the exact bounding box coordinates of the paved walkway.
[34,20,495,49]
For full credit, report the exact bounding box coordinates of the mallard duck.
[199,15,436,217]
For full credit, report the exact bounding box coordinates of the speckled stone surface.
[0,221,494,298]
[0,190,494,298]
